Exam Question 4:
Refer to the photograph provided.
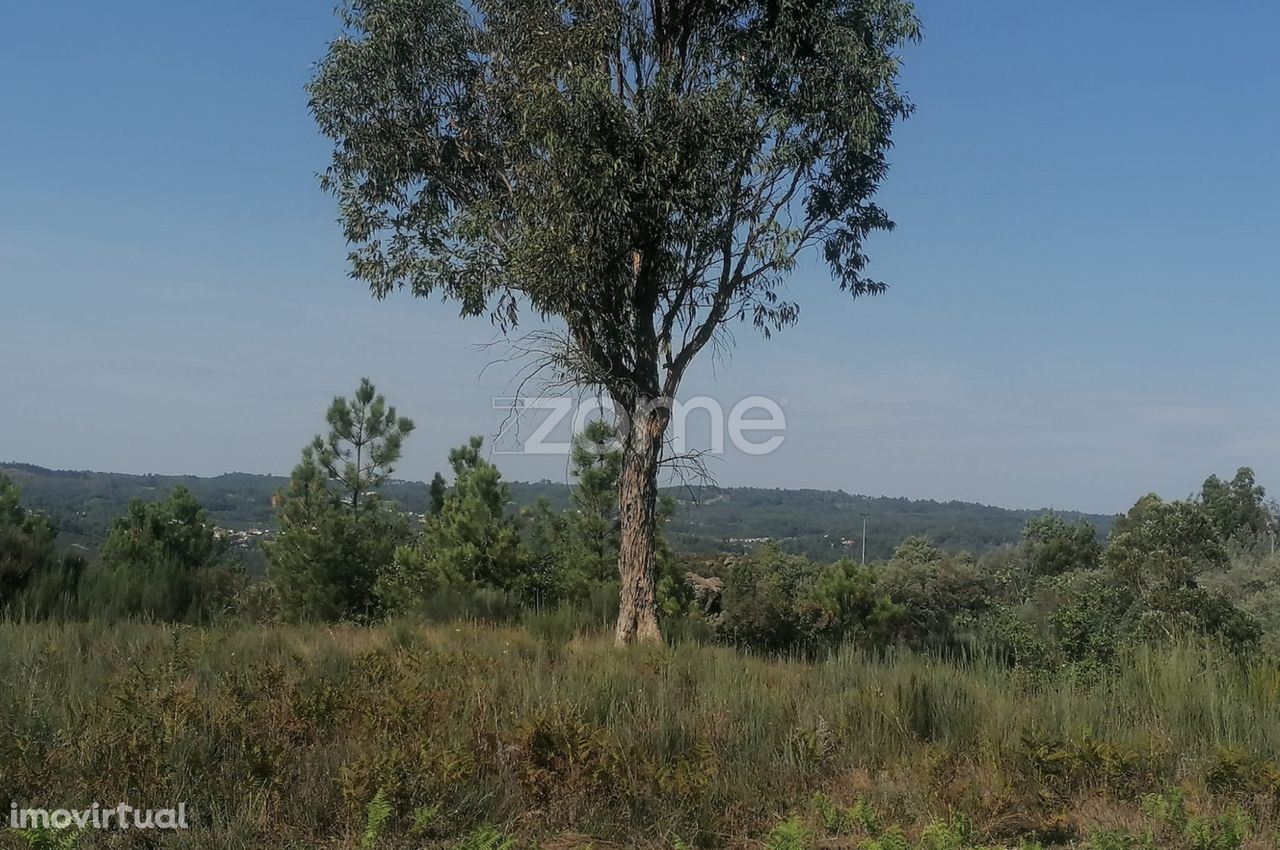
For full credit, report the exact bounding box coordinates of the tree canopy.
[309,0,921,642]
[309,0,920,396]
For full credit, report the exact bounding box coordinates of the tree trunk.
[615,403,667,645]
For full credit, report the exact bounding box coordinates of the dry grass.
[1,621,1279,848]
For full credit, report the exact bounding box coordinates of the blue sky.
[2,1,1278,514]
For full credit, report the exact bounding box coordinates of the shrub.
[880,546,992,651]
[82,486,242,622]
[718,543,820,651]
[0,474,83,618]
[1106,496,1225,595]
[763,817,814,850]
[803,558,902,649]
[1022,512,1102,576]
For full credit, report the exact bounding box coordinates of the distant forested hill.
[1,462,1113,560]
[659,486,1114,560]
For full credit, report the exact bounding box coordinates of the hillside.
[0,462,1114,560]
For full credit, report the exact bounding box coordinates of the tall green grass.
[2,621,1278,848]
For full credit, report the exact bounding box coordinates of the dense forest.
[0,461,1113,561]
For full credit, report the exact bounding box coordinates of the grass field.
[3,621,1280,849]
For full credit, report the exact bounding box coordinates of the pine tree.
[428,472,448,515]
[376,437,524,613]
[0,473,82,618]
[312,377,415,516]
[87,486,238,622]
[567,420,623,582]
[267,379,413,621]
[431,437,522,588]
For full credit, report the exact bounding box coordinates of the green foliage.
[805,558,902,647]
[917,816,972,850]
[411,803,441,835]
[1,474,57,602]
[266,379,414,622]
[992,568,1261,677]
[1081,831,1141,850]
[1138,586,1261,652]
[516,497,589,606]
[362,788,394,849]
[1022,512,1102,576]
[2,462,1118,564]
[567,420,622,583]
[718,544,922,653]
[1044,569,1136,667]
[1185,809,1250,850]
[0,473,83,619]
[311,377,415,516]
[267,445,406,622]
[763,817,814,850]
[452,826,516,850]
[14,826,82,850]
[98,485,224,571]
[653,495,690,619]
[893,535,945,565]
[719,543,820,651]
[970,505,1262,676]
[1203,747,1280,796]
[1089,494,1262,654]
[812,792,879,836]
[880,541,992,651]
[380,429,680,618]
[1106,495,1225,594]
[859,827,911,850]
[309,0,921,639]
[1140,788,1251,850]
[86,486,240,622]
[6,444,1275,676]
[374,543,455,618]
[378,437,526,614]
[1200,467,1270,543]
[308,0,920,378]
[4,621,1280,847]
[430,437,524,590]
[716,536,1017,655]
[429,471,448,515]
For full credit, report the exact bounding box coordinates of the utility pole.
[859,512,870,564]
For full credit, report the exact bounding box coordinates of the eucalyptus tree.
[1199,467,1270,543]
[309,0,920,642]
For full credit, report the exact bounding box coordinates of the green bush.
[81,486,243,622]
[0,473,84,619]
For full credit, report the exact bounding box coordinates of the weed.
[764,817,814,850]
[362,788,394,848]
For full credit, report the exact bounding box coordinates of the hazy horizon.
[0,455,1145,520]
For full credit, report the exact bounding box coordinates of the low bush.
[3,622,1280,848]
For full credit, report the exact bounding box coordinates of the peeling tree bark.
[614,403,667,645]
